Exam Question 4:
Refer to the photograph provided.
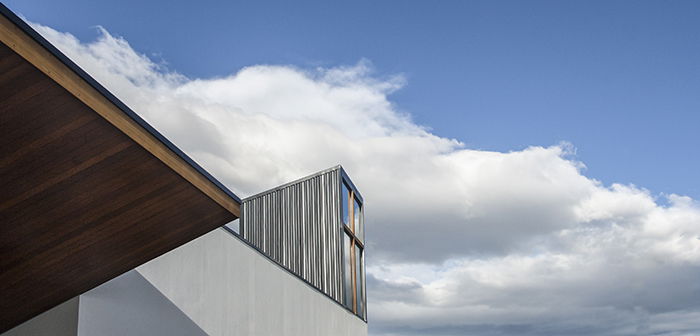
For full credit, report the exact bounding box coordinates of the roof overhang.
[0,4,241,332]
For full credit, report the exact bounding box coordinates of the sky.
[6,1,700,335]
[8,0,700,199]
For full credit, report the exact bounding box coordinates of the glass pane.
[354,199,363,242]
[224,218,240,234]
[342,182,350,227]
[361,250,366,319]
[355,244,363,317]
[343,233,353,310]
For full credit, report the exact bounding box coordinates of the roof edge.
[242,165,364,204]
[243,165,343,201]
[0,3,241,205]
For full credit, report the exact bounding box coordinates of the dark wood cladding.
[0,42,237,332]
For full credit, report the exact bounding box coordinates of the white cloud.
[31,23,700,336]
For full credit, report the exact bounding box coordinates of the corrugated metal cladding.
[241,167,344,303]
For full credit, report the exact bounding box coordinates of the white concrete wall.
[2,297,78,336]
[138,229,368,336]
[77,270,207,336]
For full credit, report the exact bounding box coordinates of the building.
[0,4,367,335]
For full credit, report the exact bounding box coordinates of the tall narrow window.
[342,182,350,227]
[355,245,364,317]
[343,232,353,310]
[354,198,363,243]
[361,249,366,318]
[341,177,365,319]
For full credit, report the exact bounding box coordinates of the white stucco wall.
[2,297,78,336]
[77,270,207,336]
[2,271,210,336]
[138,228,368,336]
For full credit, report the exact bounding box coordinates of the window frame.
[340,178,365,319]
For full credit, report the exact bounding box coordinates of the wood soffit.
[0,4,242,332]
[0,9,240,217]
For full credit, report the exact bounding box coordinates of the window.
[343,232,353,310]
[342,182,350,226]
[354,198,363,242]
[355,245,364,318]
[341,178,365,318]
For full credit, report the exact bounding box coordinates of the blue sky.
[8,0,700,199]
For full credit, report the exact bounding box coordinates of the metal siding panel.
[240,167,348,306]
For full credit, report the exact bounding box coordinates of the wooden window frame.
[342,183,364,318]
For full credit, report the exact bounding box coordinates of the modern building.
[0,4,367,335]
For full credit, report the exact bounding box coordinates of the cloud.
[30,23,700,336]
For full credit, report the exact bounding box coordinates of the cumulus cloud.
[31,23,700,336]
